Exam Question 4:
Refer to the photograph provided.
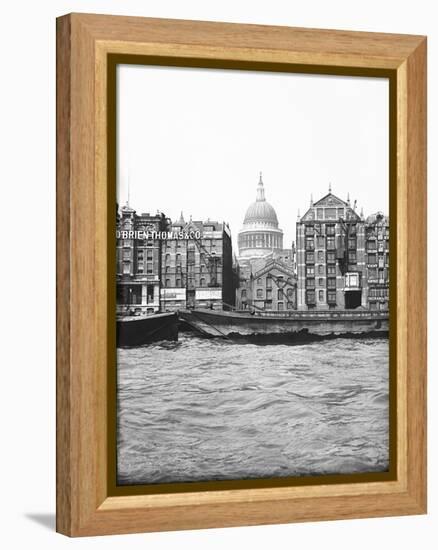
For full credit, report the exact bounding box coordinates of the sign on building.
[160,288,187,301]
[195,289,222,300]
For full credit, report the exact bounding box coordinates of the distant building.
[236,173,296,309]
[236,258,296,311]
[296,188,367,310]
[116,205,165,315]
[238,173,289,263]
[365,212,390,311]
[160,214,235,311]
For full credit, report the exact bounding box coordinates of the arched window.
[200,278,205,287]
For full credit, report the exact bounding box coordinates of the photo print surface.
[115,65,390,485]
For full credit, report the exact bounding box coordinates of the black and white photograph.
[115,64,390,486]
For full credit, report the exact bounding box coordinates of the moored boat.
[117,312,178,347]
[179,308,388,341]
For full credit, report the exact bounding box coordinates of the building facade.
[116,207,236,314]
[296,189,367,310]
[116,205,165,315]
[365,212,390,311]
[296,189,390,311]
[236,258,297,312]
[160,215,234,311]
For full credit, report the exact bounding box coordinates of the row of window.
[164,278,217,288]
[256,275,285,287]
[314,208,347,221]
[305,252,357,265]
[366,227,389,238]
[241,288,294,298]
[163,253,222,264]
[162,239,219,249]
[367,252,388,261]
[305,223,351,236]
[121,249,155,262]
[239,235,282,248]
[306,243,389,262]
[369,301,388,310]
[118,240,155,247]
[253,301,295,311]
[306,289,337,304]
[163,240,185,249]
[305,236,357,250]
[136,263,153,275]
[306,264,337,276]
[368,267,388,281]
[137,250,153,261]
[306,277,337,289]
[253,288,294,299]
[120,259,222,276]
[163,264,212,273]
[305,269,386,286]
[367,241,389,251]
[368,288,390,298]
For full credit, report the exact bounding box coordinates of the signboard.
[195,289,222,300]
[160,288,186,300]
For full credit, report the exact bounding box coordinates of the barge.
[117,312,178,347]
[179,308,388,341]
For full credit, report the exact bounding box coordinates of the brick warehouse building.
[365,212,390,311]
[296,188,366,311]
[296,187,389,311]
[161,214,235,311]
[116,205,235,314]
[116,204,165,315]
[236,258,297,312]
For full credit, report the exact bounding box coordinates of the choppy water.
[117,335,389,485]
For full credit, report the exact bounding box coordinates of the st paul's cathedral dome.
[238,173,284,261]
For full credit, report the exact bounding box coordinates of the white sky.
[117,65,389,250]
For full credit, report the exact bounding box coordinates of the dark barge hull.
[117,312,178,347]
[179,309,388,341]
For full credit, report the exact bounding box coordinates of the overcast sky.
[117,65,389,249]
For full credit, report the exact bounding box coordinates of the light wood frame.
[56,13,427,536]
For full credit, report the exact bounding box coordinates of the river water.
[117,335,389,485]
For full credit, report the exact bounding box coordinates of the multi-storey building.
[296,189,367,310]
[116,207,236,314]
[116,204,165,315]
[236,258,296,311]
[160,215,235,311]
[365,212,390,311]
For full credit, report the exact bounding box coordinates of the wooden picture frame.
[56,13,427,536]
